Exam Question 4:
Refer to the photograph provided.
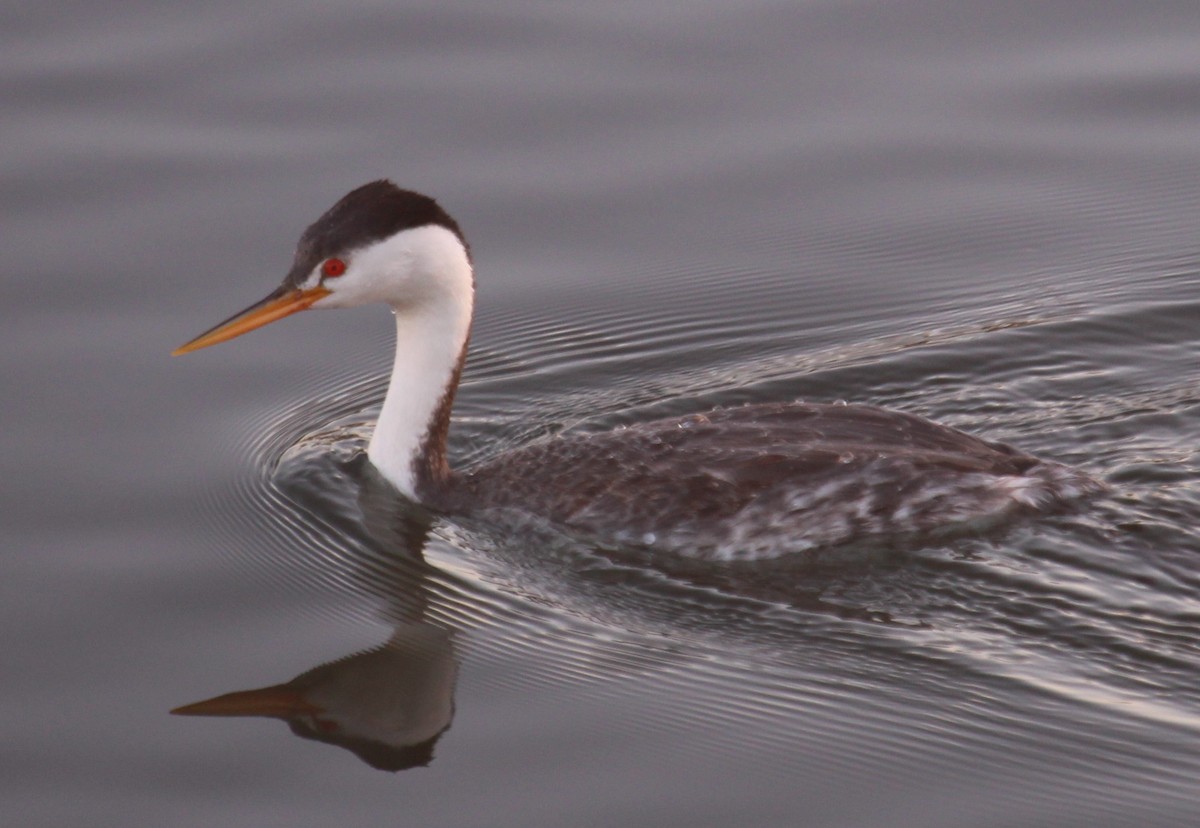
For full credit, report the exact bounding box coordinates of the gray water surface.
[6,2,1200,826]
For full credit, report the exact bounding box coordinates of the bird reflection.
[172,621,455,771]
[172,432,944,771]
[173,451,460,772]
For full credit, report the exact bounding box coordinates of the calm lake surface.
[6,2,1200,825]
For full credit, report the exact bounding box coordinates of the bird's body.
[175,181,1098,560]
[449,402,1091,559]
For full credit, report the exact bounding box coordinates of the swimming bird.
[174,181,1098,560]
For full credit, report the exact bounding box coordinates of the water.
[6,1,1200,825]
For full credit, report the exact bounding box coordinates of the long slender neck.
[366,236,473,502]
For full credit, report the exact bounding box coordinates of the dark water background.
[6,2,1200,826]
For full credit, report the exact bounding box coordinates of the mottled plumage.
[446,402,1098,559]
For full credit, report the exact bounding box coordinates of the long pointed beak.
[171,684,323,719]
[172,284,331,356]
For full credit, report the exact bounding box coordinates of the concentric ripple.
[188,257,1200,817]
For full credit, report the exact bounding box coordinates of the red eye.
[321,258,347,278]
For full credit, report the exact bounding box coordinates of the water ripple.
[185,254,1200,811]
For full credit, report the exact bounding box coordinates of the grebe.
[174,181,1098,560]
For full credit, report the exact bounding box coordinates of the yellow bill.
[172,285,330,356]
[170,684,322,718]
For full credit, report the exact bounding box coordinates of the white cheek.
[298,269,323,291]
[306,226,467,311]
[313,276,365,308]
[315,268,402,308]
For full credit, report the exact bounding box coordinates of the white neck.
[363,228,474,500]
